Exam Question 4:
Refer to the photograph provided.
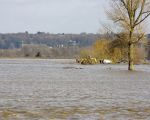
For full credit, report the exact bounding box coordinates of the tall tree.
[107,0,150,70]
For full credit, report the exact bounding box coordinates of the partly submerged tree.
[107,0,150,70]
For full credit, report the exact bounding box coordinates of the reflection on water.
[0,59,150,120]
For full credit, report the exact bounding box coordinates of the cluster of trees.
[79,33,148,64]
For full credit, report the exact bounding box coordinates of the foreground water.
[0,59,150,120]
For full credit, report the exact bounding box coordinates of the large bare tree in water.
[108,0,150,70]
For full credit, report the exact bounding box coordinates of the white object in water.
[103,59,112,64]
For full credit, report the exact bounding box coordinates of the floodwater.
[0,59,150,120]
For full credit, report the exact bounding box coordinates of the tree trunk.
[128,43,134,71]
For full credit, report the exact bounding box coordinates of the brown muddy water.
[0,59,150,120]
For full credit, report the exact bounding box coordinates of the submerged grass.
[0,106,150,119]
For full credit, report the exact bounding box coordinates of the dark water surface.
[0,59,150,120]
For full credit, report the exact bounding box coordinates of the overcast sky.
[0,0,149,33]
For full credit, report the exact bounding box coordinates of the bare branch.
[142,11,150,14]
[131,33,145,44]
[134,0,146,25]
[135,12,150,26]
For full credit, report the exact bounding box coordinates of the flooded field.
[0,59,150,120]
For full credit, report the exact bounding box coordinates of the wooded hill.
[0,32,101,49]
[0,32,149,49]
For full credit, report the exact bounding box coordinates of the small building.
[68,40,77,46]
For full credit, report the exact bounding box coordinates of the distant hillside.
[0,32,149,49]
[0,32,101,49]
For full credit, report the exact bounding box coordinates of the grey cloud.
[0,0,149,33]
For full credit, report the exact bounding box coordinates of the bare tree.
[107,0,150,70]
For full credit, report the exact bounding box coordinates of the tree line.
[0,32,150,60]
[0,32,101,49]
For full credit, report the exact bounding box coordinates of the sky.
[0,0,149,34]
